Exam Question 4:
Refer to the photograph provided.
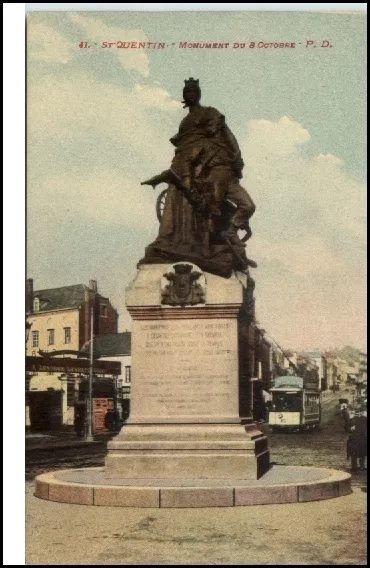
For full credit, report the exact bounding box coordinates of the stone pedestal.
[106,263,269,479]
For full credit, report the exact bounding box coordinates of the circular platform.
[34,465,351,508]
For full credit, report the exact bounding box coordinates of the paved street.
[25,433,112,481]
[25,391,367,565]
[25,480,366,565]
[261,392,362,472]
[26,392,364,482]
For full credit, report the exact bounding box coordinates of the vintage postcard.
[24,6,366,566]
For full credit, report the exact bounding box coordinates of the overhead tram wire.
[258,329,299,373]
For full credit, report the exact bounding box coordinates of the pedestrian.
[265,400,272,422]
[74,401,85,438]
[342,406,351,433]
[347,408,367,471]
[104,409,116,432]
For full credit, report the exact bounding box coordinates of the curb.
[26,441,103,453]
[34,466,352,508]
[26,438,114,453]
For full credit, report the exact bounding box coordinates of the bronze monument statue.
[140,78,256,277]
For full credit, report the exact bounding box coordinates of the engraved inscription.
[132,319,238,418]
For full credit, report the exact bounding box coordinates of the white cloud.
[306,153,367,238]
[27,72,182,180]
[27,21,74,64]
[134,84,182,112]
[29,168,157,228]
[67,12,150,77]
[243,116,366,244]
[245,115,310,158]
[243,116,366,350]
[252,235,346,277]
[28,13,151,76]
[27,73,182,229]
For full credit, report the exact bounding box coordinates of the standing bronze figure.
[140,78,256,277]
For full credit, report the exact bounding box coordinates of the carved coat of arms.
[161,264,205,306]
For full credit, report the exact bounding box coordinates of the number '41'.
[79,42,89,48]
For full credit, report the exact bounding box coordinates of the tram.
[268,375,321,432]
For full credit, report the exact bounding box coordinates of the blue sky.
[26,10,367,350]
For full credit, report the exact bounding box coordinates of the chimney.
[89,279,97,293]
[26,278,33,315]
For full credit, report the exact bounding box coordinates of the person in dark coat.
[347,409,367,471]
[104,409,116,432]
[342,407,351,432]
[74,402,86,438]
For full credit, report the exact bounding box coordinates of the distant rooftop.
[81,332,131,358]
[33,284,110,312]
[306,351,324,358]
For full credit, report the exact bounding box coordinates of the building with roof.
[240,325,273,421]
[271,349,319,388]
[26,278,118,429]
[326,360,339,390]
[306,352,328,391]
[358,352,367,383]
[80,332,132,423]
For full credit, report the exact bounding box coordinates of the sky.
[26,9,367,352]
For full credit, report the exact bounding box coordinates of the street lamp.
[25,321,33,426]
[85,296,95,442]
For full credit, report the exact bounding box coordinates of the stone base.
[34,465,352,508]
[107,263,270,482]
[106,421,269,480]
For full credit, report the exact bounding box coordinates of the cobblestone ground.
[25,393,366,487]
[26,442,107,480]
[259,395,367,491]
[25,481,366,565]
[24,393,367,565]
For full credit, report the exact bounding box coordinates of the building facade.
[241,325,273,421]
[306,352,328,391]
[326,360,338,390]
[271,348,319,388]
[80,332,132,425]
[26,279,118,430]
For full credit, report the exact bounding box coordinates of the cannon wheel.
[156,188,168,222]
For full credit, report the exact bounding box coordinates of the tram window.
[272,393,302,411]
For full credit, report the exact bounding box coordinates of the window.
[33,298,40,312]
[32,330,39,347]
[272,392,302,412]
[64,327,71,344]
[47,329,55,345]
[125,366,131,383]
[100,304,108,317]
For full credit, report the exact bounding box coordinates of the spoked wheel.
[156,188,168,222]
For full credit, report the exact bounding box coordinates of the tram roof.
[275,375,302,381]
[270,386,320,392]
[270,386,320,391]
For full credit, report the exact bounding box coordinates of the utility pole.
[85,298,94,442]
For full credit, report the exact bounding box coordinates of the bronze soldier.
[142,78,255,246]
